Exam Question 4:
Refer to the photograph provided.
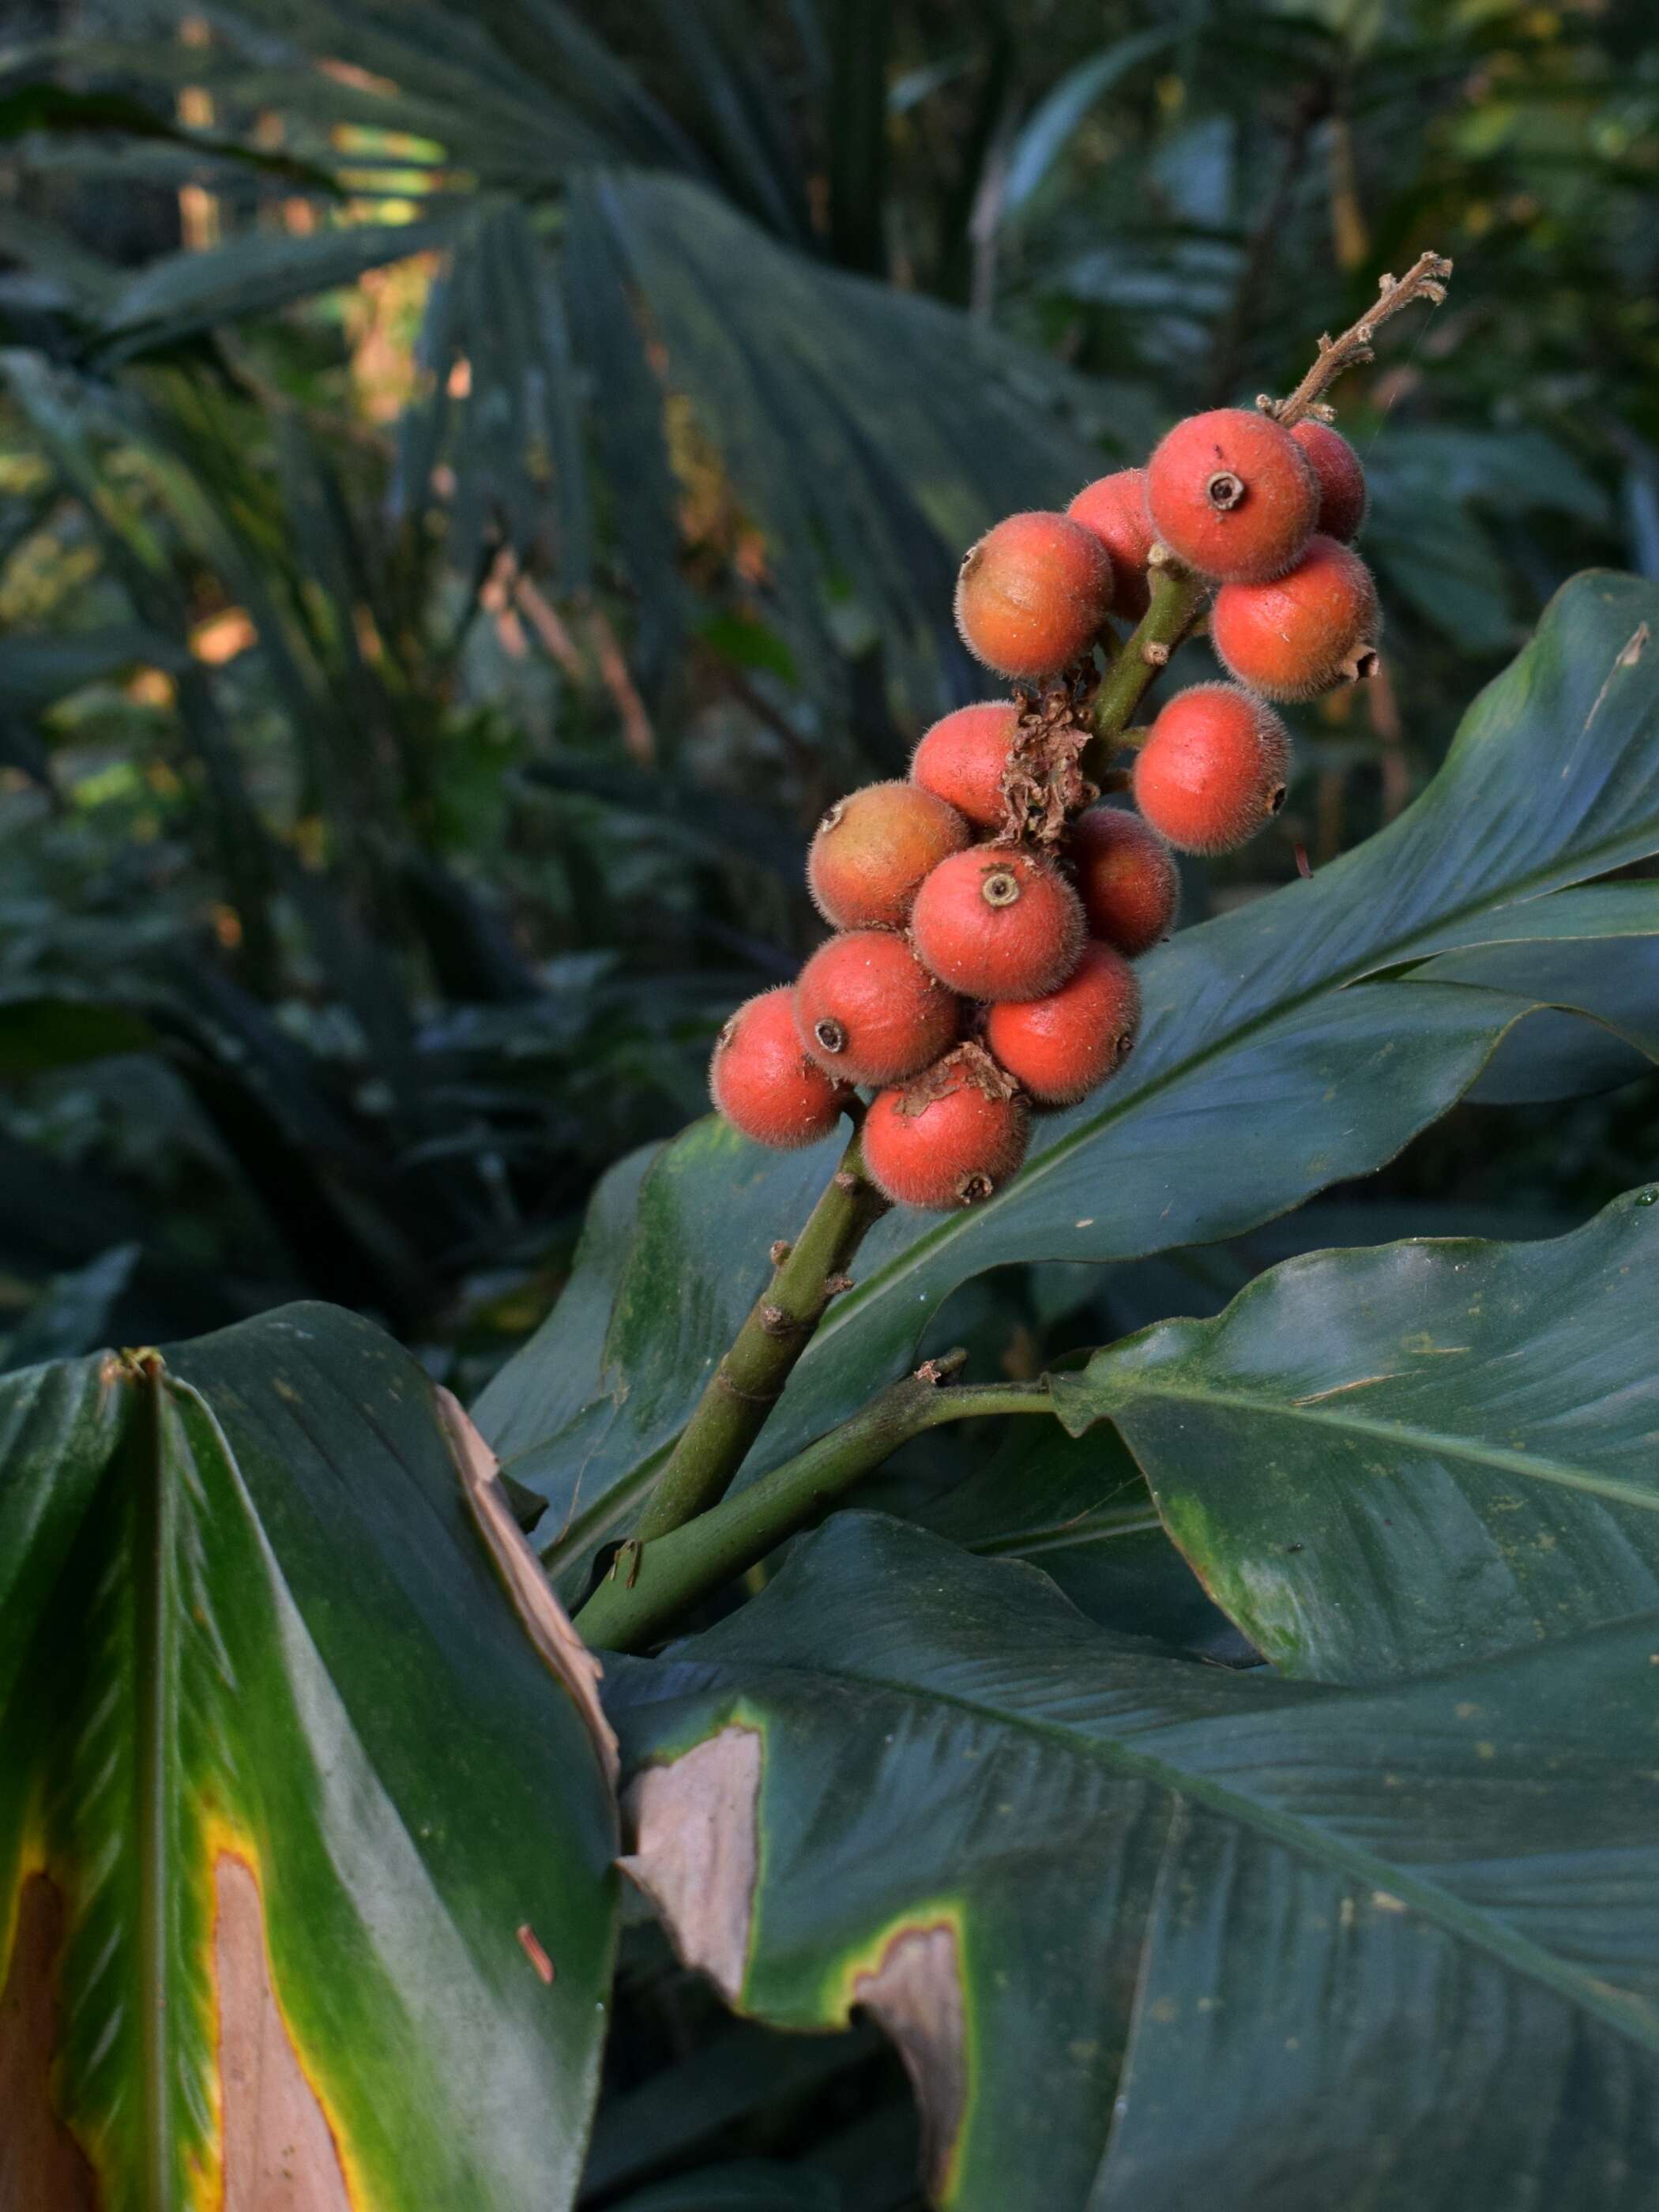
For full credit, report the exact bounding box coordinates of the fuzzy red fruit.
[1145,408,1318,583]
[794,931,959,1088]
[954,511,1115,679]
[1066,468,1155,621]
[807,780,969,931]
[910,847,1084,1002]
[862,1047,1030,1210]
[710,987,853,1149]
[910,702,1021,832]
[1209,536,1381,702]
[986,942,1142,1107]
[1069,806,1179,956]
[1131,685,1292,855]
[1289,419,1367,543]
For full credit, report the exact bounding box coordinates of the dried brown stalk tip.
[1261,250,1452,428]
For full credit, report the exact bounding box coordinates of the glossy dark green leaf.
[481,576,1659,1565]
[916,1416,1254,1662]
[1053,1186,1659,1683]
[1405,882,1659,1100]
[610,1514,1659,2212]
[0,1304,617,2205]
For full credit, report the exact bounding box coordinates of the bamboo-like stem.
[577,1356,1052,1650]
[630,1123,890,1544]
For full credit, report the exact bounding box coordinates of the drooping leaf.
[0,1304,617,2206]
[608,1512,1659,2212]
[1051,1183,1659,1683]
[1003,28,1181,213]
[479,576,1659,1556]
[1,1243,139,1371]
[97,217,461,360]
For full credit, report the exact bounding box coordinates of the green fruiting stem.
[1083,559,1209,784]
[630,1123,890,1544]
[577,1355,1052,1650]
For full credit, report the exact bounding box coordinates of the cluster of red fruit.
[710,402,1378,1211]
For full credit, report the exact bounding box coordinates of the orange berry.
[1131,685,1292,855]
[1066,468,1155,621]
[1145,408,1318,582]
[710,988,854,1149]
[1209,536,1381,702]
[807,780,969,931]
[1289,419,1367,542]
[985,942,1142,1107]
[1069,806,1179,954]
[910,702,1021,832]
[863,1047,1030,1210]
[794,931,959,1088]
[954,511,1115,679]
[910,847,1084,1002]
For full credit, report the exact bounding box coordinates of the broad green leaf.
[478,574,1659,1551]
[609,1513,1659,2212]
[0,1304,617,2207]
[916,1416,1253,1663]
[1405,882,1659,1099]
[1051,1183,1659,1684]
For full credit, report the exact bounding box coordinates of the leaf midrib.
[1097,1379,1658,1512]
[699,1648,1659,2054]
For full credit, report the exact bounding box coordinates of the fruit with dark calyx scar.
[985,942,1142,1107]
[1069,806,1179,955]
[1145,407,1318,583]
[1066,468,1156,621]
[910,702,1021,832]
[1209,536,1381,701]
[910,847,1084,1002]
[1131,685,1292,855]
[794,931,960,1088]
[710,988,855,1149]
[807,780,969,930]
[862,1044,1030,1210]
[954,512,1115,679]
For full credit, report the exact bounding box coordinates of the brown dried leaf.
[436,1386,619,1792]
[618,1727,762,2003]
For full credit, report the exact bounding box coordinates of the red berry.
[1209,536,1381,702]
[985,942,1142,1107]
[710,988,853,1149]
[1145,408,1318,583]
[1131,685,1292,855]
[862,1047,1030,1210]
[910,847,1084,1002]
[910,702,1021,832]
[1290,419,1367,542]
[1066,468,1155,621]
[807,780,969,931]
[795,931,959,1088]
[1069,807,1179,954]
[954,512,1115,679]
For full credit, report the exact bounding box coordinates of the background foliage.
[2,2,1657,2202]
